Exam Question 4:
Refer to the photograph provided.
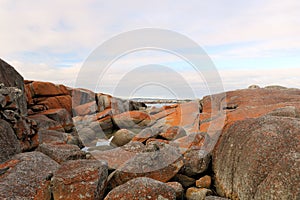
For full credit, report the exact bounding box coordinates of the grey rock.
[0,152,59,200]
[0,119,21,163]
[0,59,27,116]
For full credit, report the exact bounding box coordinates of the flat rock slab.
[37,143,86,164]
[104,177,176,200]
[0,152,59,200]
[51,159,108,200]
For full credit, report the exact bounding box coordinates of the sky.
[0,0,299,99]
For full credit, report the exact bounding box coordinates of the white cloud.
[0,0,299,98]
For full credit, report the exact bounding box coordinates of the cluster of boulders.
[0,58,299,200]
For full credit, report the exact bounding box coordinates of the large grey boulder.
[213,115,300,200]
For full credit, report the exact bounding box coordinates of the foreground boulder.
[104,177,176,200]
[51,159,108,200]
[213,115,300,200]
[0,152,59,200]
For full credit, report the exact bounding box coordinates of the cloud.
[0,0,299,98]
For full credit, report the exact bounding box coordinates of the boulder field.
[0,58,299,200]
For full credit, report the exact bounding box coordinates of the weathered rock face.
[38,129,69,144]
[112,110,152,133]
[25,81,72,114]
[213,115,300,200]
[0,82,37,151]
[104,177,176,200]
[186,187,212,200]
[51,159,108,200]
[40,108,74,132]
[166,182,184,199]
[91,141,146,170]
[37,143,86,164]
[0,152,59,200]
[0,59,27,116]
[200,88,300,136]
[108,142,184,188]
[0,119,21,163]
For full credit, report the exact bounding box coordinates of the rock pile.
[0,58,299,200]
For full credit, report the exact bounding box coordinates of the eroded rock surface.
[0,152,59,200]
[104,177,176,200]
[213,115,300,200]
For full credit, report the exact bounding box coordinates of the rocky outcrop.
[1,59,299,200]
[0,81,36,151]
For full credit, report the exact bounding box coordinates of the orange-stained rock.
[165,101,201,134]
[104,177,176,200]
[24,83,34,106]
[71,88,95,107]
[112,111,152,132]
[73,101,97,116]
[108,143,184,188]
[39,108,73,132]
[91,142,145,170]
[51,159,108,200]
[196,175,212,189]
[37,143,86,164]
[28,114,65,132]
[36,95,72,114]
[160,126,187,140]
[30,81,69,97]
[201,88,300,127]
[172,132,206,154]
[131,127,160,143]
[0,152,59,200]
[55,95,72,113]
[200,88,300,153]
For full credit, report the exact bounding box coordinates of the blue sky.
[0,0,299,98]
